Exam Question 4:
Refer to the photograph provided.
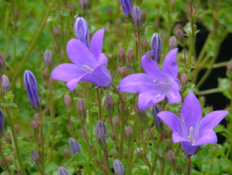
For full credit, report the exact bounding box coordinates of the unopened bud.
[180,73,188,85]
[64,94,71,110]
[54,44,60,52]
[69,138,81,154]
[152,105,163,132]
[95,120,107,149]
[141,10,146,23]
[113,116,120,129]
[105,94,114,116]
[176,29,184,42]
[142,39,149,51]
[64,149,71,157]
[77,98,87,122]
[1,75,10,93]
[42,70,48,79]
[31,151,41,166]
[125,126,133,142]
[79,0,90,11]
[169,36,177,50]
[58,166,70,175]
[116,18,122,25]
[74,17,89,48]
[117,48,126,67]
[167,150,176,169]
[5,135,12,145]
[127,49,135,66]
[119,66,128,77]
[53,28,61,38]
[0,54,5,72]
[151,33,162,62]
[43,49,53,66]
[132,6,142,30]
[0,109,4,137]
[114,159,125,175]
[31,121,39,132]
[33,113,40,121]
[119,0,132,18]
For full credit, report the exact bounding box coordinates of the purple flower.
[119,0,132,17]
[58,167,69,175]
[74,17,89,47]
[114,159,125,175]
[158,92,228,155]
[51,29,111,91]
[0,109,4,136]
[69,138,81,154]
[118,48,181,110]
[24,70,40,109]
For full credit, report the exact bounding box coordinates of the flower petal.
[67,39,97,68]
[172,132,189,143]
[66,74,90,91]
[162,48,178,78]
[51,63,87,82]
[141,51,160,76]
[167,81,181,104]
[181,142,199,155]
[193,129,217,146]
[180,92,202,134]
[138,92,165,110]
[158,111,182,134]
[90,29,105,60]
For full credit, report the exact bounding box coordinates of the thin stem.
[11,0,56,88]
[96,88,102,120]
[187,156,191,175]
[38,111,45,173]
[146,123,156,141]
[0,142,11,175]
[195,88,222,95]
[103,149,112,174]
[82,122,93,155]
[112,84,125,159]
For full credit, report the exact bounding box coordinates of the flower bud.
[151,33,162,62]
[0,109,4,137]
[69,138,81,154]
[54,44,60,52]
[142,39,149,51]
[119,0,132,17]
[64,94,71,110]
[5,135,12,145]
[176,29,184,42]
[116,18,122,25]
[169,36,177,50]
[43,49,53,66]
[117,48,126,67]
[95,120,107,149]
[152,104,163,132]
[132,6,142,30]
[105,94,114,116]
[24,70,40,109]
[33,113,40,121]
[64,149,71,158]
[127,49,135,66]
[119,66,128,78]
[113,116,120,129]
[74,17,89,48]
[31,120,39,132]
[135,105,148,127]
[167,150,176,169]
[58,166,69,175]
[77,98,87,122]
[53,28,61,38]
[0,54,5,72]
[180,73,188,85]
[31,151,41,166]
[79,0,90,11]
[114,159,125,175]
[141,10,146,23]
[125,126,133,142]
[1,75,10,93]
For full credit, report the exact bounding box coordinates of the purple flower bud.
[79,0,90,11]
[176,29,184,42]
[180,73,188,85]
[69,138,81,154]
[125,126,133,142]
[169,36,177,50]
[24,70,40,109]
[151,33,162,62]
[74,17,89,48]
[114,159,125,175]
[113,115,120,129]
[118,48,126,67]
[119,66,128,78]
[127,49,135,66]
[64,94,71,110]
[132,6,142,29]
[95,120,107,149]
[96,120,107,135]
[105,94,114,116]
[77,98,87,122]
[1,75,10,93]
[119,0,132,17]
[31,120,39,132]
[0,109,4,137]
[58,166,69,175]
[53,28,61,37]
[31,151,41,165]
[43,49,53,66]
[0,54,5,71]
[152,104,163,132]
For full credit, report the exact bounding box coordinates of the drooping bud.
[151,33,162,62]
[43,49,53,66]
[167,150,176,169]
[125,126,133,142]
[0,54,5,72]
[105,94,114,116]
[176,29,184,42]
[53,28,61,38]
[117,48,126,67]
[169,36,177,50]
[31,151,41,167]
[114,159,125,175]
[119,0,132,18]
[58,166,69,175]
[127,49,135,66]
[69,138,81,154]
[119,66,128,78]
[64,94,71,110]
[135,105,148,127]
[226,60,232,79]
[95,120,107,149]
[113,116,120,130]
[0,109,4,137]
[132,6,142,30]
[24,70,40,109]
[77,98,87,122]
[180,73,188,85]
[74,17,89,48]
[79,0,90,11]
[152,104,163,132]
[1,75,10,93]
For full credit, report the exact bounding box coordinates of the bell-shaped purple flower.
[119,0,132,17]
[51,29,111,91]
[0,109,4,137]
[151,33,162,62]
[118,48,181,110]
[114,159,125,175]
[74,17,89,48]
[69,138,81,154]
[158,92,228,155]
[58,167,69,175]
[24,70,40,109]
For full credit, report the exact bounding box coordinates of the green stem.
[96,88,102,120]
[195,88,222,95]
[0,142,11,175]
[82,122,93,155]
[38,111,45,173]
[11,0,56,88]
